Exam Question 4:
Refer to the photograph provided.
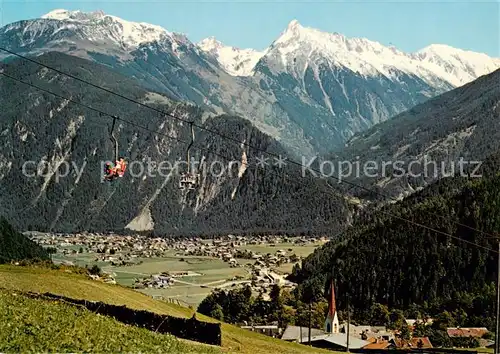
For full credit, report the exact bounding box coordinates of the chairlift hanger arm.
[186,121,195,150]
[186,121,195,172]
[108,115,118,162]
[110,115,117,134]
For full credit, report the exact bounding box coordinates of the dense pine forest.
[291,151,500,331]
[0,217,51,263]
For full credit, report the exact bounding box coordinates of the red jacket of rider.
[115,159,127,176]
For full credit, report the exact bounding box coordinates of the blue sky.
[1,0,498,56]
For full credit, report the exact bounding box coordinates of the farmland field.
[238,243,322,257]
[50,240,324,306]
[106,256,250,306]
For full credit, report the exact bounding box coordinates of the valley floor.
[42,234,324,307]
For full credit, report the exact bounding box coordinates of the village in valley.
[26,232,322,303]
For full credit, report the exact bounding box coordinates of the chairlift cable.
[0,70,498,255]
[0,47,495,242]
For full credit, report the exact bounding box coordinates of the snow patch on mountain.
[198,36,264,76]
[415,44,500,87]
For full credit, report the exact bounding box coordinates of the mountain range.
[1,9,499,156]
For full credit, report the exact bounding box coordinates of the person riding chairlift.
[115,157,127,177]
[104,157,127,181]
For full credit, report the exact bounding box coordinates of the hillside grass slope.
[0,265,335,354]
[0,289,221,353]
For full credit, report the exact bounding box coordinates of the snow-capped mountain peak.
[286,19,301,31]
[413,44,500,87]
[275,19,317,45]
[37,9,173,50]
[265,20,500,88]
[197,37,264,76]
[41,9,104,21]
[268,20,399,77]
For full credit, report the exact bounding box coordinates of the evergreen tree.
[209,304,224,321]
[399,324,411,341]
[388,309,406,330]
[369,303,390,326]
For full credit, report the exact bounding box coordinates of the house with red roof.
[391,336,433,349]
[447,327,489,338]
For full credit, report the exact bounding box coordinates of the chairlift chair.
[103,115,127,182]
[179,121,198,191]
[179,172,198,190]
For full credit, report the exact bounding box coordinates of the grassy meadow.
[0,264,337,354]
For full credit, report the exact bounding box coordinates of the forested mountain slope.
[292,152,500,327]
[0,217,50,263]
[0,52,350,235]
[328,68,500,201]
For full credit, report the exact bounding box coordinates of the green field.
[107,256,249,306]
[0,289,221,353]
[51,241,323,306]
[52,252,250,306]
[239,243,322,258]
[0,265,336,354]
[238,242,324,274]
[107,256,247,284]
